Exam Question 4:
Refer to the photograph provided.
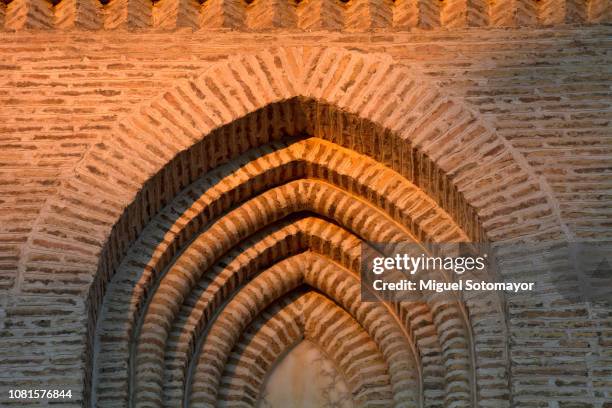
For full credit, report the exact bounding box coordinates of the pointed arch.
[187,252,418,407]
[16,46,568,407]
[95,139,472,408]
[216,291,395,407]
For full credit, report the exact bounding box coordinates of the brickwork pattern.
[0,0,611,30]
[0,27,610,408]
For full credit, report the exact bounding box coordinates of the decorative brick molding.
[0,0,610,30]
[93,155,473,406]
[215,290,395,406]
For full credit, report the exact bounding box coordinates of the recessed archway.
[86,99,519,407]
[18,47,569,407]
[93,132,476,408]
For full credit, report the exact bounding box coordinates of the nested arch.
[95,136,476,407]
[84,111,496,406]
[217,290,395,408]
[27,46,557,407]
[188,252,419,408]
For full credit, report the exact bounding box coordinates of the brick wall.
[0,23,610,407]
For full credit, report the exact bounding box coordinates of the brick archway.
[18,46,569,407]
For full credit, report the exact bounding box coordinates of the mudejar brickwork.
[0,1,611,407]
